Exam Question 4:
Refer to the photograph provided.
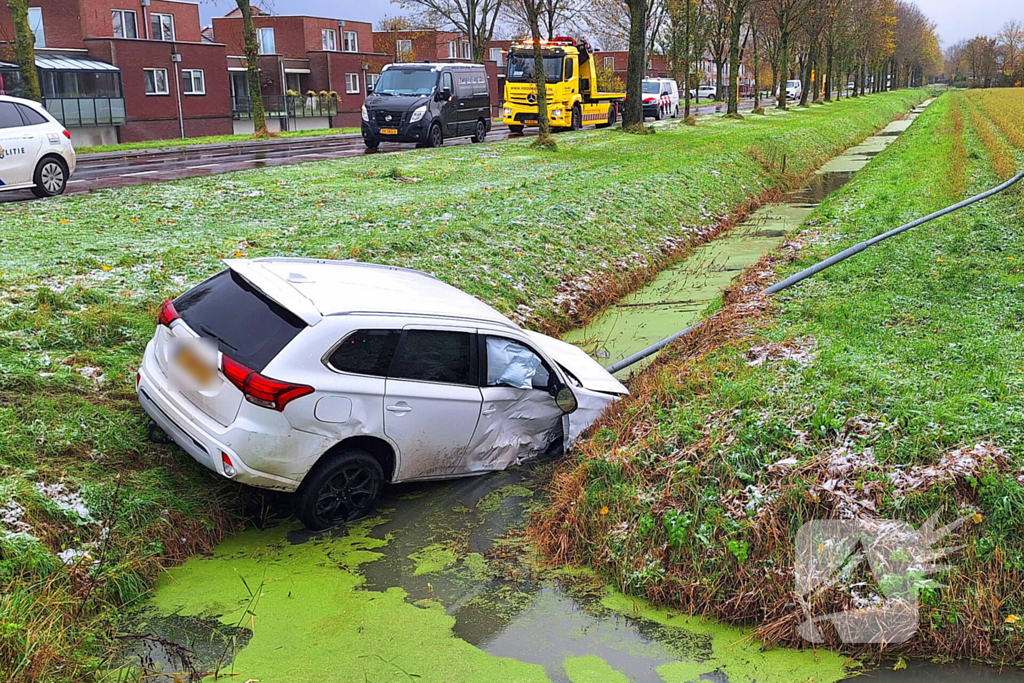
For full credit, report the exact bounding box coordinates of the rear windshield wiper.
[198,323,239,353]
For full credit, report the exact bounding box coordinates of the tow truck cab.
[501,37,624,133]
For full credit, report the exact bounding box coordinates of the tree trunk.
[622,0,648,128]
[776,31,789,109]
[824,44,833,102]
[727,4,743,115]
[682,0,693,118]
[715,61,724,101]
[751,14,761,111]
[528,3,554,148]
[7,0,41,102]
[799,49,812,106]
[236,0,268,136]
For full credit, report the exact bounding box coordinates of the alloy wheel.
[313,462,379,525]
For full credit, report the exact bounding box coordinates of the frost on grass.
[746,336,818,368]
[35,482,97,523]
[1,500,33,536]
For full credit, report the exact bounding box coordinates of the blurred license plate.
[525,120,538,125]
[175,346,216,386]
[380,128,398,135]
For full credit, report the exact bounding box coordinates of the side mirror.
[367,85,374,95]
[555,386,578,414]
[437,88,452,101]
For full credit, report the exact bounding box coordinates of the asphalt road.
[1,99,755,203]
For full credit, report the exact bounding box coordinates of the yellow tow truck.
[502,37,625,133]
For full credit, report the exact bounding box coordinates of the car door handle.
[482,406,497,416]
[386,403,413,414]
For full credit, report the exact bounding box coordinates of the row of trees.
[945,21,1024,88]
[394,0,941,132]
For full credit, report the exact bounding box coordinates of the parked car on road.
[361,63,491,149]
[786,79,803,101]
[642,78,679,119]
[0,95,75,198]
[138,259,629,530]
[691,85,717,102]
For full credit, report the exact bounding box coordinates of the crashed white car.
[137,258,627,529]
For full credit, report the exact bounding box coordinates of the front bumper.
[502,103,570,128]
[361,118,430,143]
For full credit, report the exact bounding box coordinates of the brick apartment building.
[0,0,232,145]
[211,11,389,131]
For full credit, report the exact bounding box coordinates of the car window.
[16,104,48,126]
[389,330,476,386]
[455,72,473,98]
[442,71,453,94]
[174,270,306,372]
[328,329,401,376]
[0,102,24,129]
[484,336,552,391]
[564,58,574,81]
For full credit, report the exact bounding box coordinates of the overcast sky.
[197,0,1021,48]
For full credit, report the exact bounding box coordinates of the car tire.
[653,105,661,121]
[596,103,615,128]
[31,157,68,198]
[471,119,487,143]
[508,124,524,134]
[426,123,443,148]
[570,105,582,131]
[295,449,384,530]
[364,139,380,150]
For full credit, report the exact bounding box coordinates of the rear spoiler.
[223,259,323,327]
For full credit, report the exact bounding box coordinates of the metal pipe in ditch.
[605,168,1024,375]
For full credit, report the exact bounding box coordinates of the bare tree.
[397,0,505,61]
[621,0,652,128]
[503,0,588,39]
[5,0,41,102]
[705,0,729,100]
[726,0,752,114]
[235,0,268,136]
[997,20,1024,83]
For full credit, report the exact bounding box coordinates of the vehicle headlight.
[551,109,563,118]
[503,107,512,117]
[409,105,427,123]
[361,105,368,122]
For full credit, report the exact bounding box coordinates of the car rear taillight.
[62,129,71,140]
[221,355,313,411]
[158,299,180,326]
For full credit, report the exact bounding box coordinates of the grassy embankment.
[536,89,1024,664]
[0,89,925,681]
[75,127,361,155]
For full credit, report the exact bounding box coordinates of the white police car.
[0,95,76,198]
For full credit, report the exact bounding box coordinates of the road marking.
[120,170,160,177]
[185,163,218,169]
[68,179,85,184]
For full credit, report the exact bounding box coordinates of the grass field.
[535,89,1024,664]
[0,90,926,681]
[74,127,361,154]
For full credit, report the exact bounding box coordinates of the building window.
[604,56,614,69]
[182,69,205,95]
[345,73,359,94]
[489,47,503,66]
[28,7,45,48]
[343,30,358,52]
[447,41,456,59]
[366,72,379,91]
[461,40,471,59]
[144,68,169,95]
[257,27,276,54]
[322,28,337,51]
[112,9,138,39]
[151,13,175,41]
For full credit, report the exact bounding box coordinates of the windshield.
[373,68,438,96]
[507,54,564,83]
[642,82,660,94]
[787,80,801,88]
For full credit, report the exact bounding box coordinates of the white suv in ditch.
[138,258,628,529]
[0,95,76,197]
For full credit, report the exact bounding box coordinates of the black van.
[360,63,491,149]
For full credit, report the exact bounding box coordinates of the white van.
[642,78,679,119]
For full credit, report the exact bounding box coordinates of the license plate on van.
[380,128,398,135]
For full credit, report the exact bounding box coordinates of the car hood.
[365,94,431,111]
[524,331,629,396]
